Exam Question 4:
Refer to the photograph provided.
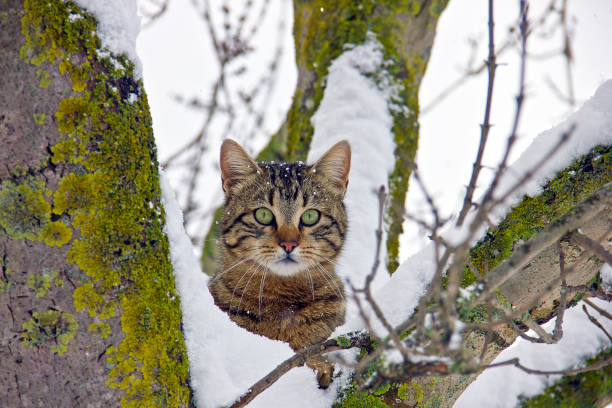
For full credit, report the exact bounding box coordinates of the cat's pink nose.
[280,240,298,253]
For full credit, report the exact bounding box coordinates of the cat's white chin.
[267,257,306,277]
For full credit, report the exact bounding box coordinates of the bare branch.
[551,241,568,341]
[570,230,612,265]
[582,305,612,343]
[457,0,498,226]
[230,332,372,408]
[475,183,612,303]
[583,299,612,322]
[485,355,612,376]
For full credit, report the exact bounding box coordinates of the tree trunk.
[0,1,191,406]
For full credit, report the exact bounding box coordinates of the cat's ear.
[220,139,260,192]
[312,140,351,194]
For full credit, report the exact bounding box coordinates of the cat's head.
[218,139,350,277]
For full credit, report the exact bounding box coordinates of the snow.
[602,264,612,293]
[309,34,396,334]
[455,299,612,408]
[73,0,142,78]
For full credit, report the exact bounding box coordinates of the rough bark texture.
[0,1,191,407]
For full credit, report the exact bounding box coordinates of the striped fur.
[208,140,350,387]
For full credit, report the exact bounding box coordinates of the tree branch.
[475,182,612,303]
[229,333,372,408]
[457,0,498,226]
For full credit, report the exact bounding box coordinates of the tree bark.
[0,1,191,406]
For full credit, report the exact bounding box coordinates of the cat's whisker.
[312,253,339,267]
[308,261,344,300]
[237,262,263,313]
[216,255,256,278]
[316,263,344,300]
[258,263,269,318]
[228,261,259,313]
[305,269,315,301]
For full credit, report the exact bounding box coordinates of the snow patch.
[601,263,612,293]
[309,34,396,336]
[73,0,143,78]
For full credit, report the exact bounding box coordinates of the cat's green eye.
[301,209,320,226]
[254,208,274,225]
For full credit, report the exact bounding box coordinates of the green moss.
[518,346,612,408]
[335,335,352,348]
[0,263,11,294]
[467,146,612,287]
[335,381,391,408]
[27,269,58,298]
[429,0,450,18]
[397,382,424,404]
[0,177,51,241]
[53,172,103,214]
[36,68,51,88]
[89,322,112,339]
[33,112,46,124]
[340,392,390,408]
[373,382,391,396]
[22,310,78,355]
[20,0,191,406]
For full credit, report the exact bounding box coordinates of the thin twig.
[583,298,612,321]
[485,355,612,376]
[230,332,372,408]
[359,187,410,360]
[551,241,568,341]
[582,305,612,343]
[457,0,498,226]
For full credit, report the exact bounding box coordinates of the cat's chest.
[277,305,298,328]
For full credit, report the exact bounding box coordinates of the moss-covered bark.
[0,1,191,406]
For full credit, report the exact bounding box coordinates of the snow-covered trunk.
[0,1,190,406]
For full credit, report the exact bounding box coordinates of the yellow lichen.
[27,269,58,298]
[88,322,111,339]
[36,68,51,88]
[22,310,78,355]
[0,178,51,241]
[41,220,72,246]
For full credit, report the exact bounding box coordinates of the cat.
[208,138,350,388]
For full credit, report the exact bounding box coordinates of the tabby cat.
[208,139,350,388]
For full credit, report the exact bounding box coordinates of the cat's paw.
[306,356,334,389]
